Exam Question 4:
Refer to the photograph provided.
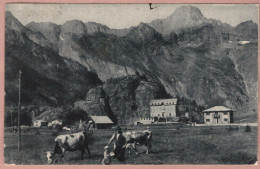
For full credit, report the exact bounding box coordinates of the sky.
[5,4,259,29]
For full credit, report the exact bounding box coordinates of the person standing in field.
[102,146,112,165]
[107,126,126,163]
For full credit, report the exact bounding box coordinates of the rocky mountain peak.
[235,20,258,40]
[170,5,205,22]
[84,21,112,34]
[5,11,26,32]
[26,21,61,44]
[61,20,86,34]
[126,22,164,44]
[235,20,257,28]
[128,22,160,37]
[148,5,208,35]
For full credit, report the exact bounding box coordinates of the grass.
[4,125,257,165]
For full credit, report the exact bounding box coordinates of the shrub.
[245,125,251,132]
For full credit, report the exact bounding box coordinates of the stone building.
[202,106,234,125]
[150,99,178,118]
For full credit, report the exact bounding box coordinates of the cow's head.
[46,151,54,164]
[125,143,133,154]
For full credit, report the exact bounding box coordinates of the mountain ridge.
[5,6,258,124]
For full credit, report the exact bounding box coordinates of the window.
[224,118,228,121]
[206,119,210,122]
[206,113,210,116]
[169,113,171,116]
[158,114,160,117]
[224,112,228,115]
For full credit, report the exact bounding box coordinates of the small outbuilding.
[89,116,114,129]
[202,106,234,125]
[48,119,63,127]
[33,120,48,127]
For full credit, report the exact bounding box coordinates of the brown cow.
[123,129,152,154]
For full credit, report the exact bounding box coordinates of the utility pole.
[189,100,192,129]
[18,70,22,151]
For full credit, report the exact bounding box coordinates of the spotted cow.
[46,131,91,164]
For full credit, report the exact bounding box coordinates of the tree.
[59,107,88,126]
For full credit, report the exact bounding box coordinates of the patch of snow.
[59,35,65,41]
[238,41,250,45]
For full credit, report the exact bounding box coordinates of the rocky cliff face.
[5,5,258,124]
[5,11,102,107]
[149,5,207,35]
[234,20,258,41]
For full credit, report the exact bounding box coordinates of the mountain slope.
[5,6,258,123]
[148,5,233,35]
[5,11,102,106]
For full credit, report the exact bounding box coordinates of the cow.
[123,129,152,155]
[46,131,91,164]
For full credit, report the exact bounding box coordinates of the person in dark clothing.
[107,126,126,162]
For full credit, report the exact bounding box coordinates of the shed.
[90,116,114,129]
[33,120,48,127]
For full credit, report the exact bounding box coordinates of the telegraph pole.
[189,100,192,129]
[18,70,22,151]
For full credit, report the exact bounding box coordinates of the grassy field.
[4,125,257,165]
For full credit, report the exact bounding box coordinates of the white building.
[150,99,178,118]
[137,117,155,125]
[48,120,63,127]
[202,106,234,125]
[33,120,48,127]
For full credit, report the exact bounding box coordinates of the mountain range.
[5,5,258,124]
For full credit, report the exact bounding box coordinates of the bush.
[245,125,252,132]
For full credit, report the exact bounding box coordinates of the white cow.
[46,131,91,164]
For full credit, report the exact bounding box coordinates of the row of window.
[205,118,229,122]
[206,112,228,116]
[140,117,154,120]
[151,113,172,117]
[150,102,176,106]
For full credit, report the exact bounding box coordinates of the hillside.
[5,5,258,124]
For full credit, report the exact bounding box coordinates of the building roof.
[203,106,233,112]
[150,98,177,106]
[34,120,47,122]
[90,116,113,124]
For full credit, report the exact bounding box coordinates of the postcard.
[1,1,259,168]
